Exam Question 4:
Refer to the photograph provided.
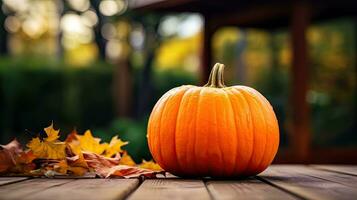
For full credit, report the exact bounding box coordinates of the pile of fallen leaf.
[0,123,163,178]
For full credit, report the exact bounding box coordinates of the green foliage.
[0,57,115,144]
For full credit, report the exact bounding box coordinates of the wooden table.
[0,165,356,200]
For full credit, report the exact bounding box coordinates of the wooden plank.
[23,179,140,200]
[259,165,357,200]
[206,178,298,200]
[312,165,357,176]
[275,165,357,188]
[128,179,211,200]
[0,177,29,186]
[0,179,74,199]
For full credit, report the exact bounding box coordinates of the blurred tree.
[0,0,8,54]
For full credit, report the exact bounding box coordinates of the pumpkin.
[147,63,279,177]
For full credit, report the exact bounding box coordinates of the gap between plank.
[255,176,307,200]
[122,177,146,199]
[202,178,215,200]
[310,165,357,177]
[0,177,31,186]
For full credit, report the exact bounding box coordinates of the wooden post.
[290,2,311,163]
[201,15,214,84]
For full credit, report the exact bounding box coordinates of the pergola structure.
[130,0,357,163]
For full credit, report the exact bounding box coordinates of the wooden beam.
[210,4,291,29]
[201,15,215,85]
[290,2,311,163]
[130,0,197,10]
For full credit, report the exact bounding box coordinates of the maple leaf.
[104,136,128,157]
[27,123,66,159]
[119,151,136,166]
[44,122,60,142]
[104,165,164,178]
[0,139,22,172]
[82,151,120,169]
[0,139,36,173]
[74,130,108,155]
[138,160,163,171]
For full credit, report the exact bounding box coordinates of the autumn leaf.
[0,139,36,174]
[44,122,60,142]
[65,129,78,143]
[66,154,89,176]
[119,151,136,166]
[104,165,164,178]
[82,151,120,169]
[53,160,68,174]
[138,160,163,171]
[104,136,128,157]
[0,139,22,172]
[1,123,165,178]
[27,123,66,159]
[72,130,108,155]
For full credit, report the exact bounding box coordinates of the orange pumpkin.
[147,63,279,177]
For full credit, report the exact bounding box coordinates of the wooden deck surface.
[0,165,356,200]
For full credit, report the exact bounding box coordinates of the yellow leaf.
[119,151,136,166]
[27,137,66,159]
[138,160,163,171]
[105,136,128,157]
[76,130,108,155]
[44,122,60,142]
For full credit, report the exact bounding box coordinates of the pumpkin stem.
[204,63,226,88]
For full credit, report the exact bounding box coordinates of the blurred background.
[0,0,356,163]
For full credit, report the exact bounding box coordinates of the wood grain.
[0,179,74,200]
[22,178,139,200]
[259,165,357,200]
[128,179,211,200]
[0,177,29,186]
[276,165,357,188]
[206,178,298,200]
[312,165,357,176]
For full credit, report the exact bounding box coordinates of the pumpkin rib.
[242,86,279,170]
[239,88,270,175]
[184,87,201,175]
[226,88,253,175]
[213,91,224,177]
[194,87,215,176]
[192,87,203,175]
[155,91,174,170]
[148,91,170,169]
[161,86,192,174]
[222,89,238,176]
[241,88,269,174]
[175,86,197,175]
[147,93,164,162]
[234,87,257,176]
[248,89,275,172]
[171,86,192,174]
